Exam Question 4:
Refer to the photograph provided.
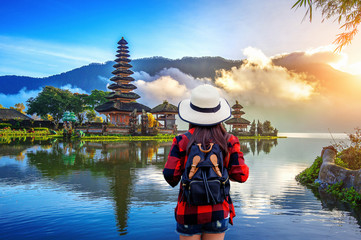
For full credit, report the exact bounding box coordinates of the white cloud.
[135,76,189,107]
[97,75,112,89]
[215,47,318,106]
[60,84,89,94]
[0,87,42,109]
[134,68,211,107]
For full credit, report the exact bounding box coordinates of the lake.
[0,134,360,239]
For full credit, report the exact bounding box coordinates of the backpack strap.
[189,155,201,179]
[210,154,222,177]
[197,143,214,153]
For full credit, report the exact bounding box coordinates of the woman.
[163,84,249,240]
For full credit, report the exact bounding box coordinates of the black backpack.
[181,142,230,206]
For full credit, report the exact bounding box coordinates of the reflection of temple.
[26,140,172,235]
[95,37,150,125]
[239,138,278,156]
[225,101,250,135]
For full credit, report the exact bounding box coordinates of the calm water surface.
[0,135,360,240]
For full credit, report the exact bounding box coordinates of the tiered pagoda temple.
[225,100,250,133]
[95,37,150,125]
[150,100,178,129]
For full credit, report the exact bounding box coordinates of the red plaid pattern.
[163,129,249,225]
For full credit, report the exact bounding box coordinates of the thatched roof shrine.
[225,117,250,125]
[151,100,178,114]
[0,109,32,120]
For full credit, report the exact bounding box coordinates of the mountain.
[0,57,243,94]
[273,53,361,100]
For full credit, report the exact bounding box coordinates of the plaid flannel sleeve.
[227,135,249,183]
[163,135,187,187]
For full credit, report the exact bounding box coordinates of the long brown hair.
[186,123,230,157]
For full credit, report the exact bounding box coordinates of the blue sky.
[1,0,361,77]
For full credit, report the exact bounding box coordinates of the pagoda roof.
[231,110,245,115]
[108,83,137,90]
[0,109,32,120]
[116,48,130,53]
[116,46,129,50]
[110,76,134,82]
[117,44,129,48]
[151,100,178,114]
[115,53,130,58]
[117,37,128,45]
[115,57,131,63]
[116,52,129,57]
[232,100,243,109]
[95,101,151,113]
[113,62,132,68]
[106,92,140,100]
[225,117,250,125]
[112,69,134,75]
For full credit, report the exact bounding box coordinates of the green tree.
[250,120,256,136]
[85,90,109,109]
[69,93,88,124]
[27,86,74,129]
[293,0,361,51]
[86,110,97,123]
[263,120,274,133]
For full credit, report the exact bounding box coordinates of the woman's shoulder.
[227,134,240,145]
[177,128,194,139]
[172,130,192,148]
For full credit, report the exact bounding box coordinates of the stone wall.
[319,147,361,194]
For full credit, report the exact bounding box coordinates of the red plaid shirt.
[163,128,249,225]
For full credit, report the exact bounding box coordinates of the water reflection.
[1,138,275,237]
[239,138,278,155]
[20,139,172,235]
[318,189,361,227]
[1,138,361,239]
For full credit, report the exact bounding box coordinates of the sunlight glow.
[285,82,315,100]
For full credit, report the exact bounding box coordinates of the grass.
[0,128,52,137]
[237,135,287,140]
[80,134,176,142]
[325,181,361,207]
[295,156,323,186]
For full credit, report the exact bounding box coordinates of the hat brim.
[178,98,231,126]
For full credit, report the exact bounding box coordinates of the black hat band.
[190,102,221,113]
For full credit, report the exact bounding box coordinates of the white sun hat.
[178,84,231,126]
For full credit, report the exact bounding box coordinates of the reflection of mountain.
[239,139,278,156]
[24,140,172,235]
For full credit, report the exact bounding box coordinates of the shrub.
[295,156,323,185]
[334,156,349,169]
[333,128,361,170]
[326,181,361,207]
[33,127,49,131]
[0,123,12,129]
